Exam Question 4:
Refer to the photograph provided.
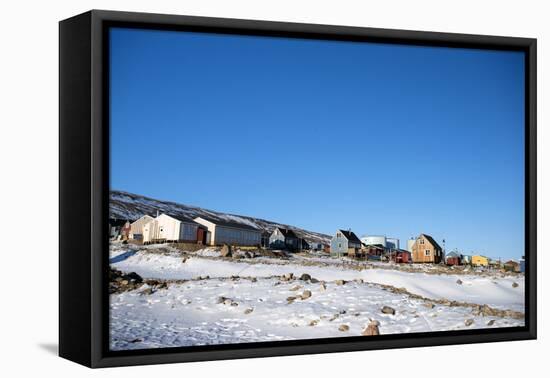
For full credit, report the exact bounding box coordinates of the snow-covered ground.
[111,249,524,311]
[109,244,525,350]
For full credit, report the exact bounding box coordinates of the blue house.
[520,256,525,273]
[331,229,362,258]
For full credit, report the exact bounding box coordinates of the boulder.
[487,319,495,326]
[464,319,475,326]
[381,306,396,315]
[362,320,380,336]
[338,324,350,332]
[335,280,346,286]
[287,296,297,304]
[309,319,319,326]
[244,308,254,314]
[301,290,312,299]
[281,273,294,281]
[319,283,327,292]
[512,282,519,288]
[310,278,319,284]
[300,273,312,281]
[456,279,463,285]
[221,244,232,257]
[423,303,435,309]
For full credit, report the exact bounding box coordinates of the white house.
[129,215,154,240]
[193,216,261,246]
[142,214,201,244]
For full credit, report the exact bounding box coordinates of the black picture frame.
[59,9,537,368]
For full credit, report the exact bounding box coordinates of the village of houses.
[108,194,525,350]
[110,212,525,272]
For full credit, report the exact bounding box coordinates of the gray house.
[193,216,262,246]
[331,229,362,257]
[269,227,300,251]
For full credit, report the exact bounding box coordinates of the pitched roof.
[276,227,298,239]
[363,243,385,249]
[163,213,200,225]
[421,234,442,250]
[339,230,362,244]
[195,216,260,232]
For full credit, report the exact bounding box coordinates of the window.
[425,249,430,256]
[338,243,342,248]
[420,239,425,245]
[337,233,342,238]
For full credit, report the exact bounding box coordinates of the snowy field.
[109,244,525,351]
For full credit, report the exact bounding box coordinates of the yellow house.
[472,255,489,266]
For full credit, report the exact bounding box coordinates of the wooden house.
[472,255,489,266]
[142,214,203,244]
[331,230,362,257]
[445,251,462,266]
[129,215,154,241]
[503,260,520,272]
[363,244,385,260]
[411,234,443,263]
[193,216,262,246]
[269,227,300,251]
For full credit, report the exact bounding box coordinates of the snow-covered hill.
[110,190,331,244]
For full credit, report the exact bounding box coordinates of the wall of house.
[142,220,158,243]
[412,236,441,263]
[331,232,348,257]
[193,218,217,245]
[472,255,489,266]
[269,229,286,248]
[130,215,153,240]
[179,222,199,242]
[156,214,181,241]
[214,226,261,246]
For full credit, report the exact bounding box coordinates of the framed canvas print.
[59,10,537,368]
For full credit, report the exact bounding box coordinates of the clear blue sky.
[110,27,525,260]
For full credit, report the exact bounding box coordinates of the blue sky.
[110,27,525,260]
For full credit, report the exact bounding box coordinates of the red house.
[445,251,462,266]
[391,249,412,263]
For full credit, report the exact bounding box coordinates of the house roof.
[195,216,261,232]
[163,213,201,225]
[421,234,442,250]
[339,230,362,244]
[276,227,299,239]
[363,243,385,249]
[446,251,461,258]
